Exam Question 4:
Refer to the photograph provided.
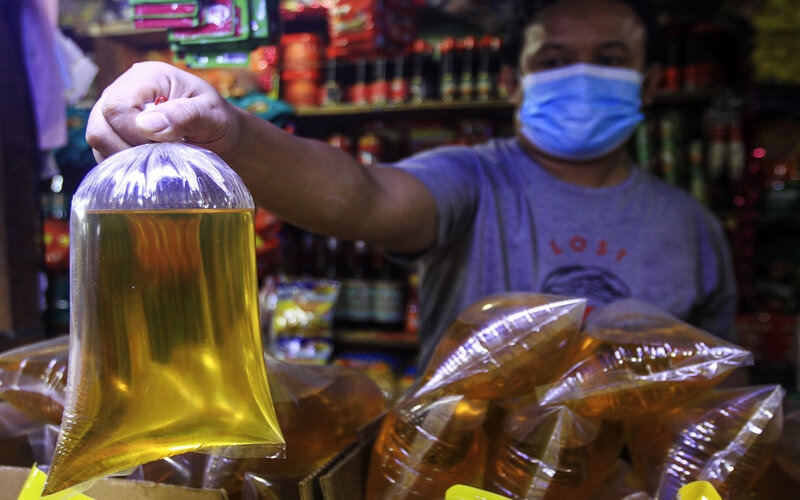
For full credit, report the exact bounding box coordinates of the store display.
[43,142,284,495]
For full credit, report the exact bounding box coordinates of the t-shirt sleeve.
[391,145,484,251]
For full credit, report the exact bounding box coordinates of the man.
[86,0,737,372]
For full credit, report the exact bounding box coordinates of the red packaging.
[281,32,325,71]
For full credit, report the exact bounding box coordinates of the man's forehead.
[521,3,645,49]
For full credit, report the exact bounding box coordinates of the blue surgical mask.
[518,63,645,161]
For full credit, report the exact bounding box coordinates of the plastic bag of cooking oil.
[43,142,284,496]
[483,402,624,499]
[203,353,386,496]
[411,293,586,401]
[626,384,785,499]
[0,335,69,425]
[365,394,489,500]
[536,299,753,419]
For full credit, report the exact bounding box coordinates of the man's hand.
[86,61,242,162]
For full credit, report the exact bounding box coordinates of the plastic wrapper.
[365,394,489,499]
[126,452,208,489]
[483,402,624,499]
[412,293,586,401]
[0,401,47,438]
[203,354,387,495]
[44,142,285,495]
[241,471,304,500]
[536,300,753,419]
[0,335,69,425]
[626,384,785,499]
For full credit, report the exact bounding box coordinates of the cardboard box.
[309,413,383,500]
[0,466,228,500]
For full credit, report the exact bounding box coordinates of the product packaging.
[43,141,285,495]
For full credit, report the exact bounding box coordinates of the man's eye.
[534,57,571,70]
[596,55,630,67]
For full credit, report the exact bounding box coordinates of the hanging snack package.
[0,335,69,425]
[626,384,785,499]
[411,292,586,401]
[536,299,753,419]
[43,141,285,495]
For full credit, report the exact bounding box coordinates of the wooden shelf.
[335,329,419,351]
[295,100,514,117]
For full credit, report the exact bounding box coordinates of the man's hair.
[500,0,660,68]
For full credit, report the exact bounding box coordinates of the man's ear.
[497,64,522,104]
[642,62,663,106]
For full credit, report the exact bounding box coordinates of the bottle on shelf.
[705,121,729,210]
[351,57,370,106]
[688,138,707,204]
[370,56,388,106]
[321,55,344,106]
[439,37,457,103]
[404,271,420,337]
[338,239,373,331]
[476,35,500,101]
[370,249,407,332]
[410,39,438,104]
[389,54,408,104]
[42,173,71,335]
[458,36,476,102]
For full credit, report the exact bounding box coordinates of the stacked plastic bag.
[364,294,789,499]
[0,294,794,499]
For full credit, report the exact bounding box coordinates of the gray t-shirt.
[391,137,738,371]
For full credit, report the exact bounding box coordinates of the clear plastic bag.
[412,292,586,401]
[536,299,753,419]
[626,384,785,499]
[202,354,387,495]
[0,335,69,425]
[44,142,284,495]
[365,394,489,500]
[483,402,624,499]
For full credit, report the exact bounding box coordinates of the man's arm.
[86,61,437,254]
